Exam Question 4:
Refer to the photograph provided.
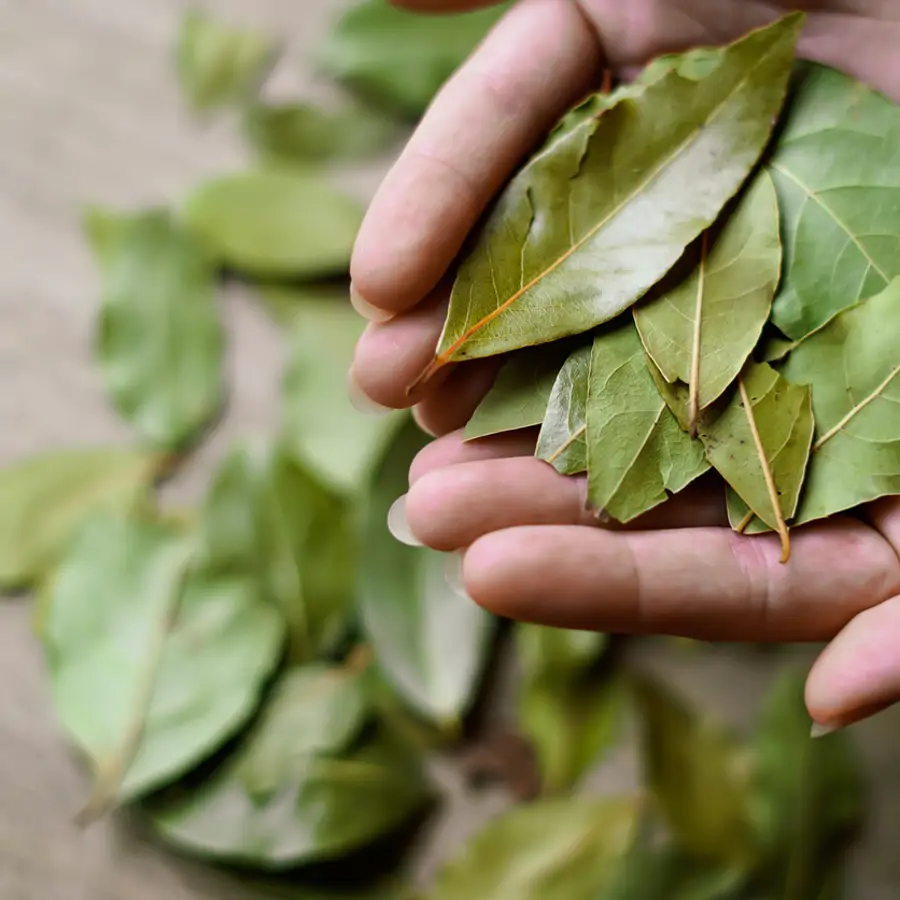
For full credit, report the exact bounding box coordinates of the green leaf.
[465,346,568,441]
[517,625,624,793]
[90,209,224,450]
[145,718,431,870]
[43,514,285,806]
[778,278,900,524]
[182,171,363,279]
[318,0,511,118]
[535,344,590,475]
[279,290,405,494]
[584,323,710,523]
[634,170,781,431]
[258,283,348,329]
[176,9,276,113]
[359,417,495,725]
[431,796,640,900]
[0,448,159,590]
[423,16,801,374]
[243,101,399,167]
[698,362,813,558]
[198,441,356,664]
[768,63,900,340]
[634,678,756,869]
[750,670,862,899]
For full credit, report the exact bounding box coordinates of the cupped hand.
[349,0,900,732]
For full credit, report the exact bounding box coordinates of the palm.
[350,0,900,729]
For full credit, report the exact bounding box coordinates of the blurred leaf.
[0,448,159,590]
[318,0,511,118]
[431,796,640,900]
[465,345,568,441]
[635,678,756,869]
[244,101,400,167]
[42,514,285,806]
[183,171,362,279]
[258,283,348,328]
[279,291,405,494]
[145,717,432,870]
[198,441,356,664]
[535,344,590,475]
[359,417,495,725]
[517,626,607,680]
[176,9,276,112]
[88,208,224,450]
[750,670,862,898]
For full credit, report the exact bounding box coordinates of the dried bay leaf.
[43,514,285,806]
[418,16,802,381]
[183,171,363,279]
[359,417,495,725]
[768,63,900,340]
[317,0,511,118]
[431,796,640,900]
[465,345,568,441]
[176,10,276,113]
[0,448,159,590]
[778,278,900,524]
[585,324,710,523]
[145,716,431,870]
[535,344,590,475]
[634,170,781,431]
[699,362,813,560]
[89,209,224,450]
[280,291,405,494]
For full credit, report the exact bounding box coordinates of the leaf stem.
[735,509,755,534]
[738,377,790,563]
[688,231,710,437]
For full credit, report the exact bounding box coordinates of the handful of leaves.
[438,13,900,562]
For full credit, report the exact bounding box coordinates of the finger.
[409,428,538,484]
[461,519,900,641]
[405,457,727,550]
[805,594,900,731]
[350,0,603,316]
[413,359,504,436]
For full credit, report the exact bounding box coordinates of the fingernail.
[387,494,422,547]
[350,285,394,323]
[348,370,390,416]
[444,551,469,599]
[810,721,841,739]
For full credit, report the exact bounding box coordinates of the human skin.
[348,0,900,733]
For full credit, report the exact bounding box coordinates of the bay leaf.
[419,16,801,379]
[634,678,757,869]
[279,291,405,494]
[779,278,900,524]
[198,441,356,664]
[431,796,640,900]
[244,101,399,167]
[145,719,431,870]
[43,514,285,806]
[90,209,224,450]
[634,169,781,431]
[516,625,624,793]
[183,171,363,279]
[0,448,158,590]
[698,361,813,559]
[317,0,511,118]
[359,417,495,725]
[465,345,568,441]
[535,344,590,475]
[585,323,710,523]
[749,670,862,899]
[176,9,276,113]
[768,63,900,340]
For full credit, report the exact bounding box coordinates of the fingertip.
[350,284,395,323]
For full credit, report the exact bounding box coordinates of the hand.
[349,0,900,732]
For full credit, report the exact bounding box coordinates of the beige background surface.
[2,1,900,897]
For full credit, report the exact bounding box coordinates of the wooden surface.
[1,1,900,897]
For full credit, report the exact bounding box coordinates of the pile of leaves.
[454,13,900,563]
[0,3,882,898]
